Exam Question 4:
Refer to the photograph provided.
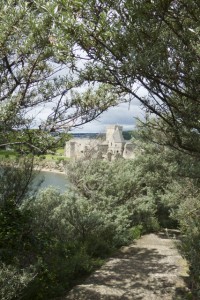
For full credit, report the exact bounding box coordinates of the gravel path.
[64,233,189,300]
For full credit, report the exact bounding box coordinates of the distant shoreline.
[35,167,66,175]
[0,158,66,175]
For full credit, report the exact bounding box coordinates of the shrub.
[0,264,35,300]
[66,159,159,234]
[18,188,121,299]
[176,196,200,297]
[129,225,143,240]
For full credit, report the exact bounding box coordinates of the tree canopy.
[52,0,200,155]
[0,0,120,151]
[1,0,200,154]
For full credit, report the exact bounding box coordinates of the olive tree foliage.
[66,157,162,234]
[0,0,120,152]
[53,0,200,156]
[0,182,132,300]
[1,154,139,299]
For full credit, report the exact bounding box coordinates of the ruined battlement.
[65,125,135,160]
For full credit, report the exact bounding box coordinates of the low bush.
[176,196,200,297]
[129,225,143,240]
[160,179,200,297]
[16,188,130,299]
[0,264,35,300]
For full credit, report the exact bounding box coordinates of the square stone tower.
[106,125,125,155]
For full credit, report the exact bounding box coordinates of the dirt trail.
[64,233,189,300]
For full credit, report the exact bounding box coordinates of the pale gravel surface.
[63,233,189,300]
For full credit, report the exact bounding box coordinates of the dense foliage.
[0,0,120,153]
[1,156,151,299]
[0,137,174,299]
[1,126,200,299]
[1,0,200,299]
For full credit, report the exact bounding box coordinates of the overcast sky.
[28,59,147,133]
[72,100,145,133]
[29,79,147,133]
[30,97,145,133]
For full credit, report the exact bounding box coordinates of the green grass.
[0,150,18,160]
[56,148,65,155]
[42,148,68,161]
[0,148,68,163]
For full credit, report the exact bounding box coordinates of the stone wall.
[65,125,135,160]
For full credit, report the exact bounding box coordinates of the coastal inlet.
[34,170,67,192]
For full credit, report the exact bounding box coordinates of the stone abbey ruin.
[65,125,135,160]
